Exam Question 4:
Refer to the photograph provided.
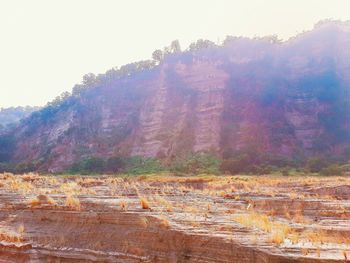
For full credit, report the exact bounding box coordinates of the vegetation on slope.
[0,106,39,130]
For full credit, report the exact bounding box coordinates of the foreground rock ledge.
[0,173,349,262]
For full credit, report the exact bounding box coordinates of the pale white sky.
[1,0,350,107]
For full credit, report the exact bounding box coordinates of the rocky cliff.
[3,21,350,172]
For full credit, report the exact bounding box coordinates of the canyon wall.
[3,21,350,171]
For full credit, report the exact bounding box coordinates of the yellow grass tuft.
[120,200,127,211]
[65,195,81,210]
[301,248,309,256]
[0,230,24,243]
[29,194,56,207]
[139,216,149,228]
[159,216,170,229]
[233,211,292,245]
[233,212,272,232]
[8,179,34,193]
[29,197,40,207]
[316,247,321,258]
[21,173,38,182]
[343,250,348,261]
[17,224,25,234]
[47,196,57,205]
[153,195,173,212]
[140,197,150,209]
[270,223,292,245]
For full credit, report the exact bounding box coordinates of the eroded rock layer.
[0,173,350,262]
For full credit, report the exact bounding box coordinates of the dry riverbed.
[0,173,350,262]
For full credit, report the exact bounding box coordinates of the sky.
[1,0,350,108]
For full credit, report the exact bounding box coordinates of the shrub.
[220,158,243,174]
[17,162,38,173]
[69,157,106,174]
[305,157,328,173]
[68,156,163,174]
[171,153,221,174]
[29,197,40,207]
[220,154,264,174]
[65,195,81,210]
[106,157,126,172]
[81,157,106,173]
[280,167,290,176]
[140,197,150,209]
[125,156,164,174]
[30,194,56,207]
[320,164,344,176]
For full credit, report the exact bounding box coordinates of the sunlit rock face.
[8,21,350,171]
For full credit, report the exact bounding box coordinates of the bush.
[70,157,106,174]
[0,161,39,174]
[219,154,253,174]
[68,156,163,175]
[255,165,274,175]
[106,157,126,173]
[171,153,221,174]
[320,164,344,176]
[125,156,164,174]
[280,167,290,176]
[305,157,329,173]
[220,158,243,174]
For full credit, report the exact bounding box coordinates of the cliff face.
[7,22,350,171]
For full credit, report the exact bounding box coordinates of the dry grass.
[233,211,292,245]
[47,196,57,205]
[301,248,309,256]
[65,195,81,210]
[152,194,173,212]
[139,217,149,228]
[120,200,127,211]
[343,250,348,261]
[303,230,350,245]
[2,172,350,258]
[29,194,56,207]
[17,224,25,234]
[21,173,39,182]
[29,196,41,207]
[316,247,321,257]
[270,223,292,245]
[159,216,170,229]
[233,212,272,232]
[292,211,308,224]
[140,197,150,209]
[8,179,34,193]
[0,230,24,243]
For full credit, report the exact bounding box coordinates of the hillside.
[1,21,350,173]
[0,106,39,129]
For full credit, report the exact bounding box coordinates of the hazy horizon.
[1,0,350,108]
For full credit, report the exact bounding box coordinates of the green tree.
[171,153,220,174]
[82,73,98,86]
[170,40,181,53]
[152,49,163,62]
[188,39,215,51]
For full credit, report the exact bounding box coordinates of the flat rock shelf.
[0,173,349,262]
